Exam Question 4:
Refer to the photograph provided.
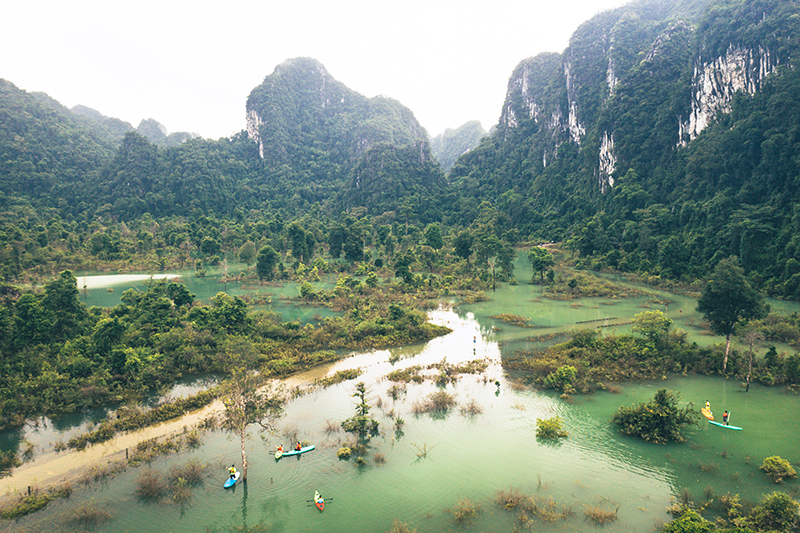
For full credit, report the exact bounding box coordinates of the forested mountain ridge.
[3,0,800,300]
[244,57,445,218]
[430,120,488,172]
[448,0,800,299]
[0,79,117,204]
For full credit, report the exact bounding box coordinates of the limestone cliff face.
[500,53,563,132]
[598,131,616,193]
[679,45,779,144]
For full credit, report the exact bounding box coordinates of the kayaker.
[229,464,237,479]
[295,441,302,451]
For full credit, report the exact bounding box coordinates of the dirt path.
[0,369,326,502]
[0,400,224,499]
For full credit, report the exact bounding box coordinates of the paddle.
[306,498,333,502]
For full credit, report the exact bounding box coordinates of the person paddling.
[229,464,237,479]
[722,410,729,425]
[295,441,302,451]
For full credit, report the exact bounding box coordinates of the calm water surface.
[4,273,800,533]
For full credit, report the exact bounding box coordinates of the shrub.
[135,470,167,501]
[612,389,698,444]
[449,498,480,525]
[387,519,418,533]
[536,416,568,440]
[168,458,206,486]
[337,447,352,459]
[747,491,800,532]
[760,456,798,483]
[542,365,577,392]
[420,390,457,412]
[584,505,618,525]
[459,398,483,416]
[68,502,113,528]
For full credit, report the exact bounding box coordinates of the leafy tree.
[40,270,90,342]
[747,491,800,532]
[760,456,798,484]
[475,234,501,290]
[220,369,286,482]
[423,223,443,250]
[528,246,554,282]
[612,389,698,444]
[632,310,672,347]
[453,231,474,268]
[256,245,280,281]
[238,241,256,267]
[696,257,768,373]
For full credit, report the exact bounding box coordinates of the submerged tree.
[696,257,768,373]
[220,369,287,481]
[528,246,554,283]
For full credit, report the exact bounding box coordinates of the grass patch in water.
[387,519,418,533]
[412,391,457,414]
[698,460,719,474]
[0,483,72,519]
[386,365,424,383]
[317,368,363,388]
[67,501,113,529]
[492,314,531,327]
[584,504,619,525]
[324,419,341,433]
[448,498,480,525]
[78,462,126,485]
[168,458,207,486]
[459,398,483,416]
[135,470,168,502]
[387,383,407,400]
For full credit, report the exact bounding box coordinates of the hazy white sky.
[1,0,630,139]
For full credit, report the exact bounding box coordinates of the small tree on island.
[536,416,568,440]
[612,389,698,444]
[342,382,379,438]
[220,369,287,482]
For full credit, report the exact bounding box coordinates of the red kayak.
[314,490,324,511]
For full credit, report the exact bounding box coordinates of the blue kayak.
[280,445,315,457]
[224,472,240,488]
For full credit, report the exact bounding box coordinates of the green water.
[6,302,799,533]
[74,268,339,323]
[6,273,800,532]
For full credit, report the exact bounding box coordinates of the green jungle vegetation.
[3,0,800,527]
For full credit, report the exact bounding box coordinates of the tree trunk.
[723,333,731,374]
[746,348,753,392]
[240,428,248,481]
